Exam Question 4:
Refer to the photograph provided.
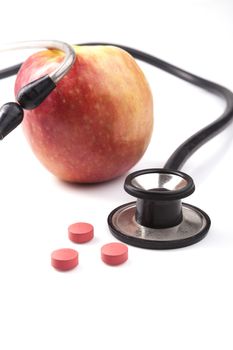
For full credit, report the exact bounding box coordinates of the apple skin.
[14,45,153,183]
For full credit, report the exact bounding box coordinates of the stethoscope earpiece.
[17,75,56,110]
[108,169,211,249]
[0,74,56,139]
[0,102,24,139]
[0,40,76,139]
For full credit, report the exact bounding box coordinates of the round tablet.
[51,248,79,271]
[101,242,128,266]
[68,222,94,243]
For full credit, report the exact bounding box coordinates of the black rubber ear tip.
[17,75,56,110]
[0,102,24,139]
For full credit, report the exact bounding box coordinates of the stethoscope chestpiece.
[108,168,211,249]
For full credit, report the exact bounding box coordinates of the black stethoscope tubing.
[1,42,232,171]
[1,42,233,249]
[79,43,233,171]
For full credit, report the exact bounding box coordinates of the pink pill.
[101,242,128,266]
[68,222,94,243]
[51,248,79,271]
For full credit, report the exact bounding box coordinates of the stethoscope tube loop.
[79,43,233,172]
[0,40,76,84]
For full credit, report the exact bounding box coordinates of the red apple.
[14,45,153,183]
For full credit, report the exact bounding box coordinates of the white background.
[0,0,233,349]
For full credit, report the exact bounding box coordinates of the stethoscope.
[1,40,233,249]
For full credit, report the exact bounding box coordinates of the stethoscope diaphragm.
[108,169,211,249]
